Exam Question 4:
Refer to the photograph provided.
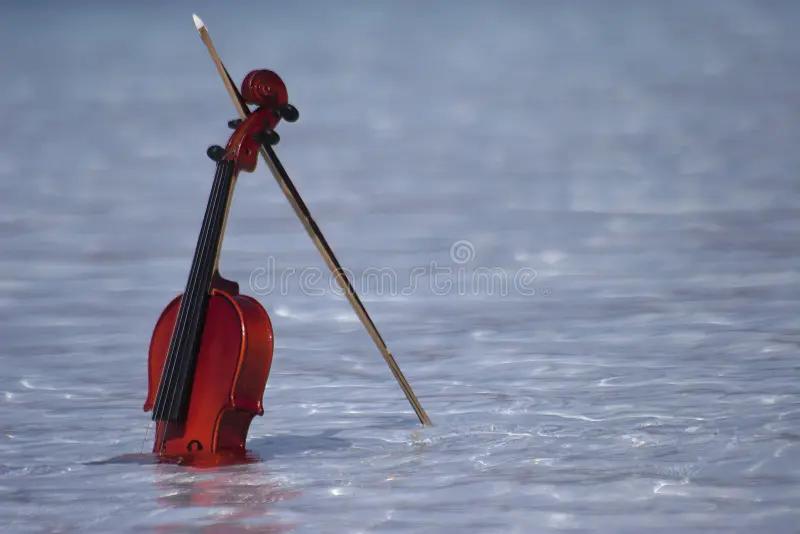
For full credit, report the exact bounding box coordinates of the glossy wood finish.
[144,277,273,459]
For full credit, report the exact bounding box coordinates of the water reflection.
[146,432,350,532]
[153,463,299,533]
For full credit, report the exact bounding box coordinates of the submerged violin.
[143,70,299,460]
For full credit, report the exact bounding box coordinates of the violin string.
[162,162,231,436]
[167,160,235,423]
[160,159,233,424]
[156,159,228,422]
[153,158,226,452]
[153,161,224,421]
[151,175,214,429]
[153,160,227,424]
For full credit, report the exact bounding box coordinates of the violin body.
[144,276,274,457]
[142,69,296,462]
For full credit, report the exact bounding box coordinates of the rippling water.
[2,1,799,532]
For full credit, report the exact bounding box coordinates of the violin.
[143,69,299,460]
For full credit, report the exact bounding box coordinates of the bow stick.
[192,14,432,426]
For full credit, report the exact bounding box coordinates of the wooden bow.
[192,14,431,426]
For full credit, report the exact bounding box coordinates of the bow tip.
[192,13,205,31]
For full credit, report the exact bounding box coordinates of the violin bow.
[192,14,432,426]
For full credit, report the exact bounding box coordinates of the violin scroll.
[242,70,284,108]
[207,69,299,173]
[242,70,299,122]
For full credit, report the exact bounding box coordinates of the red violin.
[143,70,299,461]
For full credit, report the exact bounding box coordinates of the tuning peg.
[206,145,226,162]
[278,104,299,122]
[255,129,280,146]
[227,119,243,129]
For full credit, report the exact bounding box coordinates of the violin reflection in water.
[153,464,300,533]
[143,70,299,462]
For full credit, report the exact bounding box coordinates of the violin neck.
[151,160,237,422]
[181,159,236,309]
